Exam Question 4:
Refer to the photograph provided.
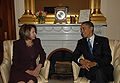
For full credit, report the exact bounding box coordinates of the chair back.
[109,40,120,83]
[0,40,14,83]
[3,40,15,65]
[109,40,120,68]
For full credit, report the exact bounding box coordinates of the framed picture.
[79,9,90,23]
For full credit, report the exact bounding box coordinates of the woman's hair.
[19,24,37,40]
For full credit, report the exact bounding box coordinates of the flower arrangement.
[35,10,47,23]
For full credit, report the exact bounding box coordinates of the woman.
[9,24,46,83]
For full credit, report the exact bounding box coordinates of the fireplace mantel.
[36,23,106,41]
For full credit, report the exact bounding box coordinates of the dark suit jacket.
[73,35,114,81]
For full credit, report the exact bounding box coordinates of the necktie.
[88,39,93,56]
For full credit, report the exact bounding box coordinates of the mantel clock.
[54,7,67,24]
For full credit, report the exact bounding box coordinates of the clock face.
[56,11,65,20]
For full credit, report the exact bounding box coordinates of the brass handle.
[0,18,2,27]
[4,32,7,40]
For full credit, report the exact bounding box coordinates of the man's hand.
[79,59,97,71]
[79,59,90,65]
[88,61,97,67]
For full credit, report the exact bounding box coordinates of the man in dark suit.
[73,21,114,83]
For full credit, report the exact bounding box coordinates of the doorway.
[0,0,16,64]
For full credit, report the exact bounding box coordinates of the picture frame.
[79,9,90,23]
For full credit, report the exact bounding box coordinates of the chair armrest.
[0,73,3,83]
[113,55,120,83]
[72,61,80,81]
[114,65,120,83]
[112,45,120,83]
[0,40,13,83]
[40,60,50,80]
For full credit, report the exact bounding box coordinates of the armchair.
[72,40,120,83]
[0,40,50,83]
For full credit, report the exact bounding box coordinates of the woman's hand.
[25,70,34,76]
[25,64,42,77]
[33,64,42,77]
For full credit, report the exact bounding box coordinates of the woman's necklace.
[26,40,33,47]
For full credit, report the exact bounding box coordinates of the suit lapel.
[93,35,99,52]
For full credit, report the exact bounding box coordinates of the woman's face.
[29,27,36,40]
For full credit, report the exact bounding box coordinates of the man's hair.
[82,21,94,28]
[19,24,37,40]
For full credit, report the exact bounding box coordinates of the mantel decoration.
[35,10,47,24]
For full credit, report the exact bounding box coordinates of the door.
[0,0,16,64]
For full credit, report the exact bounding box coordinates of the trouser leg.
[84,67,108,83]
[95,69,108,83]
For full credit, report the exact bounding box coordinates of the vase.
[38,17,45,24]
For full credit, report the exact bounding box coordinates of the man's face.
[81,24,93,38]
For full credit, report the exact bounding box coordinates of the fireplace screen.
[48,48,73,79]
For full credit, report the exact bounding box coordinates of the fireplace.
[35,24,105,79]
[47,48,73,79]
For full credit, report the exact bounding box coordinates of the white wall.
[14,0,120,40]
[101,0,120,40]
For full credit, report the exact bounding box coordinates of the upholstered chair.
[0,40,50,83]
[72,40,120,83]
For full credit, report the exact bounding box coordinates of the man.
[73,21,114,83]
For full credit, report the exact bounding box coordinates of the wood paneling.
[0,0,16,64]
[35,0,89,13]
